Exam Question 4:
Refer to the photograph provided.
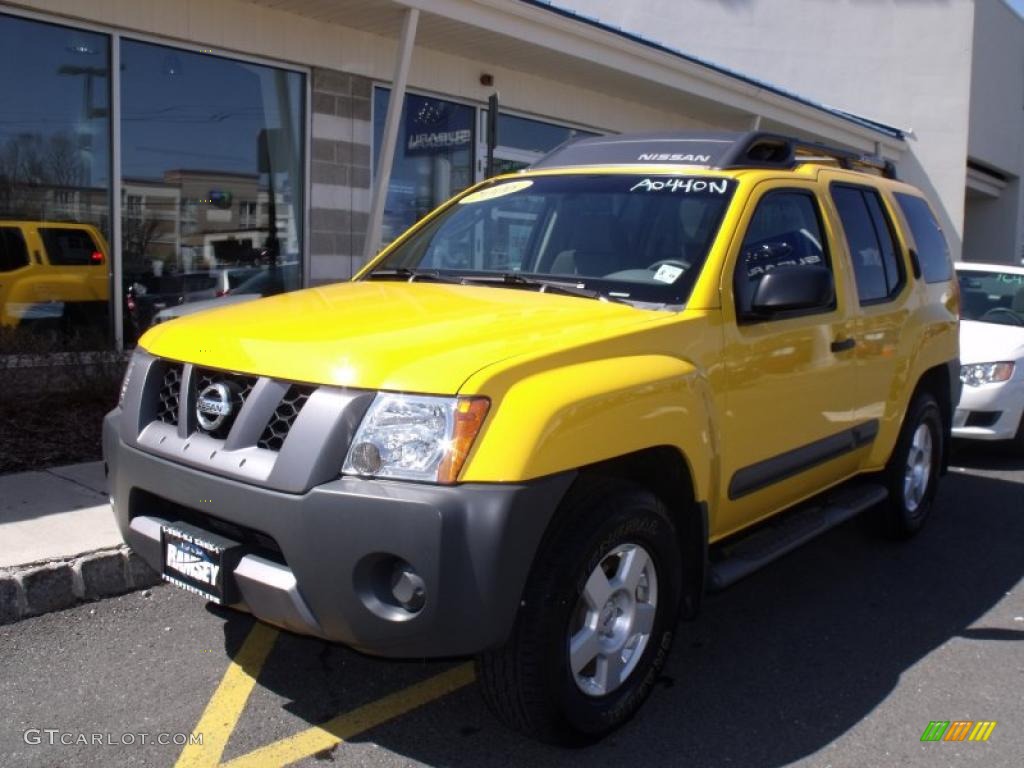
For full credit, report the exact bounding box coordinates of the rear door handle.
[830,337,856,353]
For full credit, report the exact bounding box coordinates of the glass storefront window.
[487,113,598,175]
[120,41,304,341]
[373,90,599,244]
[496,112,596,155]
[373,88,475,245]
[0,13,111,345]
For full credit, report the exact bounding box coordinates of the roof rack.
[529,131,897,179]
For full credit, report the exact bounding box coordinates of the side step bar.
[708,482,888,591]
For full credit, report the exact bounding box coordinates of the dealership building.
[0,0,1020,349]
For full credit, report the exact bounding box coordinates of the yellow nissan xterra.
[104,132,959,743]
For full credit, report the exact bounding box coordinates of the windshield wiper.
[462,273,630,304]
[364,268,464,284]
[367,268,631,304]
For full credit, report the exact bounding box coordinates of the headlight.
[343,394,489,484]
[960,361,1015,387]
[118,356,136,406]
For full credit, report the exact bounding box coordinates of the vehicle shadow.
[950,438,1024,472]
[214,465,1024,767]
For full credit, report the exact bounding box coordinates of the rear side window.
[0,227,30,272]
[39,227,103,266]
[831,185,903,303]
[734,189,830,318]
[894,193,952,283]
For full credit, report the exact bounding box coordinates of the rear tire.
[476,478,682,744]
[872,392,943,538]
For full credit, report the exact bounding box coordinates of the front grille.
[258,384,315,450]
[156,364,183,425]
[143,359,320,452]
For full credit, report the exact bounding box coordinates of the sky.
[1007,0,1024,19]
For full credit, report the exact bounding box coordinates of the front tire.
[873,392,943,538]
[476,479,682,744]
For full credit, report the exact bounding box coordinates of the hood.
[959,319,1024,365]
[139,281,660,393]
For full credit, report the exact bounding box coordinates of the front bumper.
[104,409,573,657]
[952,375,1024,441]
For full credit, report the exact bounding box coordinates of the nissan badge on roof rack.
[530,130,896,178]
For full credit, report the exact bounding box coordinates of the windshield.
[957,268,1024,326]
[365,174,736,306]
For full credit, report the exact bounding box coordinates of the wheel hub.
[599,602,618,636]
[569,543,658,698]
[903,423,933,513]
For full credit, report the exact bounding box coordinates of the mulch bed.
[0,388,117,474]
[1,327,124,475]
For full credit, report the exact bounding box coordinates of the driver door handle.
[830,337,856,353]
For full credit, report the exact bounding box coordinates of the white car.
[954,262,1024,448]
[151,263,300,324]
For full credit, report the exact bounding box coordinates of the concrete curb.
[0,546,161,625]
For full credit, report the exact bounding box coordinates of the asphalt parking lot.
[2,443,1022,768]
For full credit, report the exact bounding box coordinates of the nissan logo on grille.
[196,383,234,432]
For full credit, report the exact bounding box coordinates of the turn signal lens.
[438,397,490,484]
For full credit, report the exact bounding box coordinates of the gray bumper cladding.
[104,409,574,658]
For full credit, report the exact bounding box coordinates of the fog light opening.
[354,554,427,621]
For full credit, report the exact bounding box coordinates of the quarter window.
[39,227,102,266]
[894,193,952,283]
[734,190,830,318]
[0,227,29,272]
[831,185,903,303]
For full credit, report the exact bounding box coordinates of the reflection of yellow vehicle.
[0,220,109,328]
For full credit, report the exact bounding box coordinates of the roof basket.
[530,131,897,179]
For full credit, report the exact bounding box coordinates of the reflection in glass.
[373,89,475,245]
[0,12,111,344]
[120,40,304,341]
[495,112,596,155]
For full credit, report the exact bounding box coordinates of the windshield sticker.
[653,264,684,283]
[459,180,534,204]
[630,178,729,194]
[995,272,1024,285]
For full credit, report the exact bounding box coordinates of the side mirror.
[750,264,834,315]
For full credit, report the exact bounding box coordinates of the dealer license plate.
[161,524,240,604]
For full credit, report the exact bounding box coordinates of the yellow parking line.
[220,662,476,768]
[175,622,280,768]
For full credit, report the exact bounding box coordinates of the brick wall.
[309,67,373,284]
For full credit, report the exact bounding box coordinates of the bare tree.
[0,131,89,220]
